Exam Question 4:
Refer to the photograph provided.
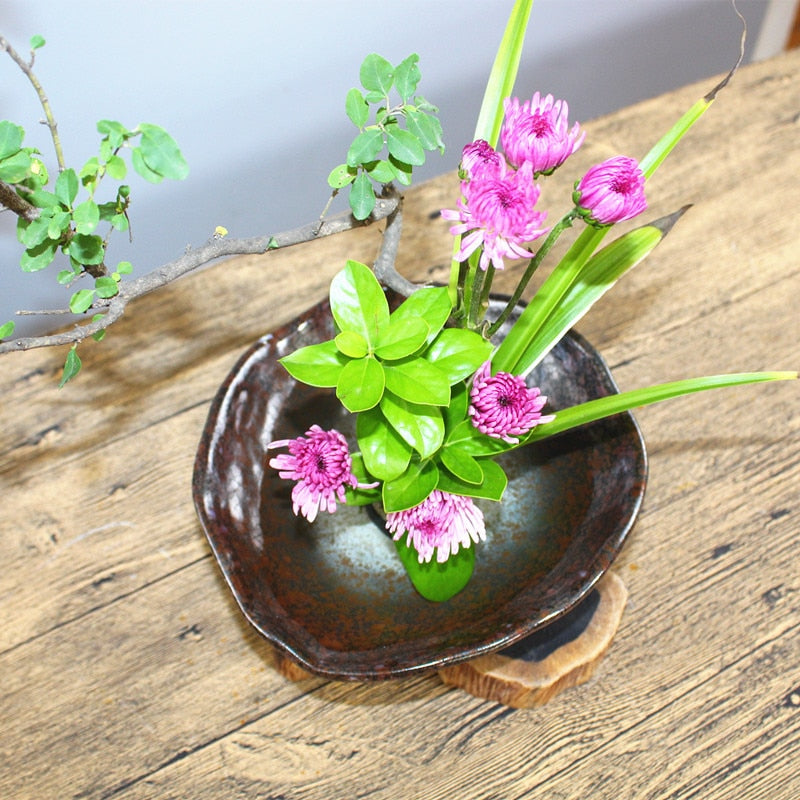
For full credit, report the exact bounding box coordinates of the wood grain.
[1,50,799,800]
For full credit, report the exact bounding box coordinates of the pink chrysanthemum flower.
[386,490,486,564]
[573,156,647,225]
[267,425,361,522]
[469,361,554,444]
[460,139,504,179]
[501,93,585,175]
[441,160,548,271]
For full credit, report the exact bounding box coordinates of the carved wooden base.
[278,571,627,707]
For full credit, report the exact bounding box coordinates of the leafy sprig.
[327,53,444,220]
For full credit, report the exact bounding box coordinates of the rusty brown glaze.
[192,295,647,680]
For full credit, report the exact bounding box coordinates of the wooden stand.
[279,572,627,706]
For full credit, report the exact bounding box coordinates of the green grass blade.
[473,0,533,147]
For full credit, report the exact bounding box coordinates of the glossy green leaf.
[0,320,15,340]
[349,170,376,220]
[380,392,444,457]
[445,419,508,457]
[374,315,429,360]
[383,358,450,406]
[20,239,58,272]
[394,54,421,102]
[356,406,412,482]
[346,129,384,167]
[59,346,82,388]
[69,289,95,314]
[329,260,389,346]
[359,53,394,95]
[73,200,100,234]
[131,147,164,183]
[382,458,439,513]
[391,286,451,344]
[426,328,493,384]
[280,340,347,387]
[385,125,425,166]
[137,123,189,180]
[0,150,31,182]
[439,445,484,485]
[327,163,356,189]
[55,168,79,208]
[437,457,508,502]
[335,330,369,358]
[394,534,474,602]
[405,108,444,153]
[364,159,396,184]
[388,155,413,186]
[444,382,469,433]
[345,88,369,128]
[336,356,385,412]
[0,121,23,160]
[67,233,105,265]
[94,275,119,299]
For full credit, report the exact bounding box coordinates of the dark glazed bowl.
[192,295,647,680]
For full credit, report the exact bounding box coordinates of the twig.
[0,179,39,221]
[0,34,66,171]
[0,193,401,355]
[371,189,425,297]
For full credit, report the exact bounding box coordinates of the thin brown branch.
[0,191,401,355]
[0,179,39,221]
[371,196,425,297]
[0,33,66,170]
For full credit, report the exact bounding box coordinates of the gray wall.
[0,1,775,335]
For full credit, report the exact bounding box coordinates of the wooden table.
[2,49,799,800]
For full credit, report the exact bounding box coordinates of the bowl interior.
[193,296,646,679]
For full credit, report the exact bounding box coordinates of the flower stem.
[487,211,576,336]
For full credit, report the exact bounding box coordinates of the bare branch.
[372,196,425,297]
[0,191,402,355]
[0,33,66,170]
[0,179,39,221]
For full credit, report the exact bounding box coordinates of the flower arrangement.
[263,1,796,602]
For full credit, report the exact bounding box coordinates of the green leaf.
[57,268,76,285]
[349,171,376,220]
[346,128,384,167]
[67,233,105,265]
[116,260,133,275]
[0,320,15,339]
[69,289,95,314]
[105,155,127,180]
[365,159,397,184]
[388,154,413,186]
[47,210,71,240]
[394,533,475,602]
[20,239,57,272]
[343,453,381,506]
[329,260,389,346]
[391,286,451,345]
[380,392,444,457]
[385,125,425,166]
[345,88,370,128]
[279,340,347,387]
[336,356,385,412]
[327,163,356,189]
[30,34,46,50]
[0,121,23,160]
[59,346,82,388]
[374,315,429,360]
[131,147,164,183]
[473,0,533,146]
[437,457,508,502]
[356,406,412,482]
[426,328,493,384]
[23,188,60,209]
[359,53,394,95]
[0,150,33,182]
[405,108,445,153]
[335,330,369,358]
[91,313,107,342]
[445,419,508,457]
[97,119,131,148]
[439,445,484,485]
[73,199,100,234]
[55,168,79,208]
[18,216,52,249]
[520,372,799,447]
[94,275,119,299]
[137,123,189,180]
[393,54,421,102]
[383,358,451,406]
[382,458,439,513]
[444,381,469,433]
